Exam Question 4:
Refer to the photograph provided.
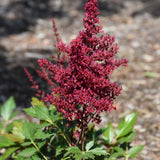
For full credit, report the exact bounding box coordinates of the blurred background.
[0,0,160,159]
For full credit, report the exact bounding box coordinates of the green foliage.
[0,121,3,131]
[63,146,107,160]
[0,135,15,148]
[0,147,19,160]
[0,97,143,160]
[85,141,94,151]
[143,71,157,78]
[128,145,144,158]
[22,120,38,141]
[12,121,25,141]
[0,97,16,121]
[103,122,115,144]
[17,147,37,157]
[116,112,138,138]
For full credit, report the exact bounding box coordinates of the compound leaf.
[89,147,108,156]
[18,147,37,157]
[22,120,37,141]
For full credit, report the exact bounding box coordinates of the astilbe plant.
[28,0,127,139]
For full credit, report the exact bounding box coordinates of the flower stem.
[125,143,129,160]
[1,120,8,134]
[31,140,48,160]
[47,120,72,147]
[61,133,72,147]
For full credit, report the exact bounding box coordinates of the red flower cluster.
[26,0,128,129]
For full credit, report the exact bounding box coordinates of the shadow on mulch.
[132,0,160,17]
[77,0,124,16]
[0,0,125,37]
[0,56,50,108]
[0,0,65,36]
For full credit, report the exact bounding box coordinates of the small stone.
[142,54,154,62]
[103,26,116,33]
[130,41,140,48]
[135,125,146,133]
[156,49,160,55]
[127,103,135,110]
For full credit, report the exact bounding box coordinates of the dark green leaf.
[128,145,144,158]
[116,130,136,144]
[18,147,37,157]
[86,141,94,151]
[49,108,59,122]
[109,152,124,159]
[116,112,138,138]
[0,97,16,121]
[56,148,64,156]
[74,152,95,160]
[64,146,81,158]
[108,147,126,159]
[112,147,125,156]
[67,146,81,154]
[50,134,57,143]
[37,140,47,148]
[6,122,13,132]
[103,122,114,144]
[87,128,105,142]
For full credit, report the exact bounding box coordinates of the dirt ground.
[0,0,160,159]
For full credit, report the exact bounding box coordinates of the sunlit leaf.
[128,145,144,158]
[116,130,136,143]
[31,97,46,107]
[0,97,16,121]
[89,147,108,156]
[116,112,138,138]
[0,135,15,148]
[12,121,25,141]
[103,122,115,144]
[86,141,94,151]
